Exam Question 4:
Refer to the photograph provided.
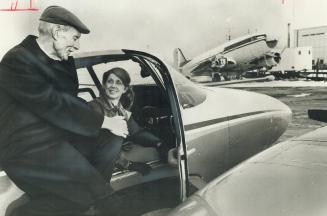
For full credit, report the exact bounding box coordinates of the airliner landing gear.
[212,73,221,82]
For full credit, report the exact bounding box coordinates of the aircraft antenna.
[287,23,291,48]
[226,28,232,41]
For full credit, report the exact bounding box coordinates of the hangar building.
[294,25,327,65]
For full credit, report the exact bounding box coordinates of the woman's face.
[104,73,127,101]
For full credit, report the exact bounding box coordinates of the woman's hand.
[102,116,129,138]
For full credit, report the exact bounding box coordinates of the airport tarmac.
[223,80,327,143]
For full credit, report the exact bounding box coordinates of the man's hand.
[102,116,129,138]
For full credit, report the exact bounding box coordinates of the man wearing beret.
[0,5,128,216]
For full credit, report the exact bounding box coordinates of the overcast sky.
[0,0,326,62]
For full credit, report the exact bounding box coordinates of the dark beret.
[40,6,90,34]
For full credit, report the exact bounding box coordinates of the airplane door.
[155,63,190,201]
[135,53,190,201]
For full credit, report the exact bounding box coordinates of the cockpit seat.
[121,142,160,163]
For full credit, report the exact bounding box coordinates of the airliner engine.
[250,51,281,69]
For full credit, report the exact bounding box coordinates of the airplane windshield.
[142,57,206,109]
[166,65,207,109]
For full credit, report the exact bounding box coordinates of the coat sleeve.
[0,49,103,137]
[88,100,105,116]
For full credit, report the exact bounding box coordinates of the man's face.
[53,26,81,61]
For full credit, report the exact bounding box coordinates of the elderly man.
[0,6,127,216]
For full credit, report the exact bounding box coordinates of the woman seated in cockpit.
[89,67,164,175]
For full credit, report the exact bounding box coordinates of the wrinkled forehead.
[65,25,81,38]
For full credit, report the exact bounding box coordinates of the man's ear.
[51,25,61,40]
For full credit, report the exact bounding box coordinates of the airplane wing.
[202,75,275,86]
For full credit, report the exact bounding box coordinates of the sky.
[0,0,326,62]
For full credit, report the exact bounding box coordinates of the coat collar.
[96,97,128,119]
[19,35,77,80]
[20,35,74,65]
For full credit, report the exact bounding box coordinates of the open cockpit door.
[123,50,190,201]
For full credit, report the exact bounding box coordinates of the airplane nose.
[269,99,292,143]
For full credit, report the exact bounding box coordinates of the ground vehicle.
[0,49,291,215]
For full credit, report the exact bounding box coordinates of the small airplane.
[166,110,327,216]
[0,49,291,216]
[174,33,281,82]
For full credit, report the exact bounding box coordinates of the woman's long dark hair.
[102,67,134,110]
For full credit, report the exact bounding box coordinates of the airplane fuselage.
[182,86,291,181]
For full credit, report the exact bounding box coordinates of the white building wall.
[294,26,327,64]
[272,47,312,71]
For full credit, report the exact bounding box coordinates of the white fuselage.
[181,34,277,78]
[182,86,291,181]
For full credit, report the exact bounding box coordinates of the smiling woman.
[102,68,133,108]
[88,67,168,175]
